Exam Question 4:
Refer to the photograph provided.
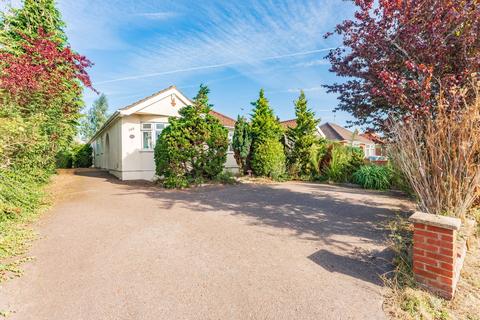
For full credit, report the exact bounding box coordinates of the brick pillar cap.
[409,211,461,230]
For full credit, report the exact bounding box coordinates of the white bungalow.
[88,86,238,180]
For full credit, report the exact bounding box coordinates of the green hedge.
[55,143,92,169]
[72,144,93,168]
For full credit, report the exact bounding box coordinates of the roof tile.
[279,119,297,129]
[209,110,236,127]
[319,122,373,144]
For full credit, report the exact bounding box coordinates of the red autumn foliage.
[0,30,94,107]
[325,0,480,129]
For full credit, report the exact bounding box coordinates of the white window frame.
[141,122,169,150]
[365,144,375,157]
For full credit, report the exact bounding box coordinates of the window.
[365,144,375,157]
[142,131,153,150]
[141,122,168,150]
[97,139,103,155]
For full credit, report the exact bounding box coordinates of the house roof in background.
[279,119,297,129]
[280,120,375,144]
[319,122,373,144]
[360,132,385,144]
[209,110,236,127]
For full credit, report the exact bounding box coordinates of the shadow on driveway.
[74,169,412,286]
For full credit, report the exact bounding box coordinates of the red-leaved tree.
[325,0,480,129]
[0,30,94,169]
[0,29,94,112]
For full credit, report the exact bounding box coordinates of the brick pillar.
[409,212,462,299]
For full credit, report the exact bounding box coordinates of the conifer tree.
[0,0,67,51]
[286,91,321,177]
[250,89,282,142]
[249,89,285,179]
[155,85,228,188]
[232,115,252,174]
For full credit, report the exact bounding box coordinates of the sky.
[3,0,358,126]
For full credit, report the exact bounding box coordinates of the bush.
[55,143,92,169]
[55,149,73,169]
[154,85,228,188]
[390,80,480,219]
[214,171,236,184]
[353,165,393,190]
[251,138,286,180]
[319,143,364,182]
[162,176,190,189]
[72,144,92,168]
[249,89,286,178]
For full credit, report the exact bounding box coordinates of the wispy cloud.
[296,59,331,68]
[59,1,183,51]
[125,1,341,84]
[265,85,325,94]
[133,11,177,20]
[287,86,325,93]
[95,48,334,84]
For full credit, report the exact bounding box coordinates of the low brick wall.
[409,212,462,299]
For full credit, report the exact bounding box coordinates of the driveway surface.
[0,170,411,320]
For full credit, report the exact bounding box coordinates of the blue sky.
[5,0,358,126]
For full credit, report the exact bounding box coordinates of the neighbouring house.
[88,86,238,181]
[360,132,387,157]
[319,122,376,158]
[280,120,376,158]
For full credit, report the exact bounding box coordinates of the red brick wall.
[412,223,457,299]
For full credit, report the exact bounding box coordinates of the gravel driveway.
[0,169,411,320]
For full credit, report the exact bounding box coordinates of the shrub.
[154,85,228,188]
[320,143,364,182]
[72,144,92,168]
[162,176,189,189]
[214,171,236,184]
[346,146,364,172]
[55,149,73,168]
[390,80,480,219]
[353,165,392,190]
[55,143,92,168]
[249,89,286,178]
[251,138,286,180]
